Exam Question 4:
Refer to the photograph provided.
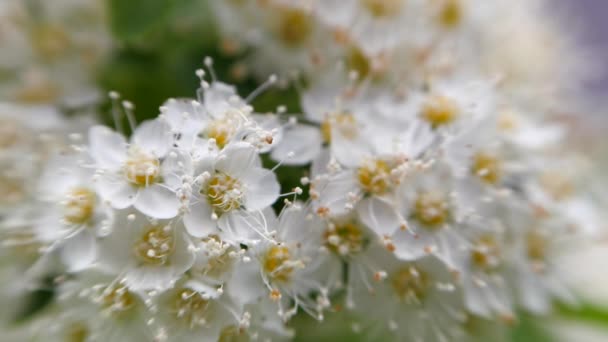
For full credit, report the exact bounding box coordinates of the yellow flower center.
[32,24,70,60]
[346,46,372,79]
[471,152,502,185]
[203,173,242,214]
[63,187,96,225]
[357,159,392,195]
[205,117,239,149]
[133,225,175,266]
[194,236,236,279]
[98,283,136,314]
[470,235,501,272]
[65,322,89,342]
[324,222,365,256]
[391,265,430,303]
[219,325,249,342]
[539,172,574,201]
[526,230,547,262]
[420,95,459,128]
[0,119,24,149]
[413,191,450,228]
[438,0,463,28]
[172,289,211,329]
[362,0,404,18]
[262,246,294,283]
[125,150,160,186]
[276,8,313,47]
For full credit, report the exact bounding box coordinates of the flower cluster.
[0,0,603,341]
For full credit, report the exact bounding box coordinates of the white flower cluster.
[0,0,110,106]
[0,0,603,341]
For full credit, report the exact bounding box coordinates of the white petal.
[357,197,400,236]
[95,172,137,209]
[271,124,322,165]
[89,125,127,169]
[243,169,280,211]
[315,170,358,217]
[134,185,179,219]
[131,119,172,157]
[183,201,217,237]
[60,230,97,272]
[161,149,193,190]
[216,142,258,178]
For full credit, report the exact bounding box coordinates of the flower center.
[324,222,365,256]
[413,191,450,228]
[205,116,241,149]
[262,245,294,283]
[63,187,96,225]
[526,230,547,262]
[193,235,236,280]
[362,0,404,18]
[438,0,462,28]
[471,152,502,185]
[390,265,430,303]
[0,119,24,149]
[125,150,160,186]
[133,225,175,266]
[357,159,392,195]
[276,8,313,47]
[540,172,574,201]
[420,95,459,128]
[470,235,501,272]
[219,325,248,342]
[97,283,137,314]
[172,288,211,329]
[321,112,358,144]
[32,24,71,60]
[346,46,372,79]
[203,173,243,214]
[64,322,89,342]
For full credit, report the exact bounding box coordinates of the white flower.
[96,210,195,291]
[89,120,181,219]
[34,152,110,271]
[352,254,465,341]
[181,142,280,239]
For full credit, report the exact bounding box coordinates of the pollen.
[172,288,211,329]
[63,187,96,224]
[98,283,136,314]
[470,235,501,272]
[471,152,502,185]
[263,245,294,283]
[390,265,431,303]
[357,159,392,195]
[526,230,547,263]
[362,0,404,18]
[420,95,459,129]
[539,172,574,201]
[133,225,175,266]
[438,0,463,29]
[413,191,450,228]
[346,46,371,80]
[219,325,247,342]
[205,117,239,149]
[323,222,365,256]
[203,172,243,214]
[125,149,160,186]
[321,112,357,144]
[276,8,313,47]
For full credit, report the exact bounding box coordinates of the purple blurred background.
[561,0,608,94]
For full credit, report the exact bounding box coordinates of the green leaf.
[107,0,173,41]
[557,302,608,327]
